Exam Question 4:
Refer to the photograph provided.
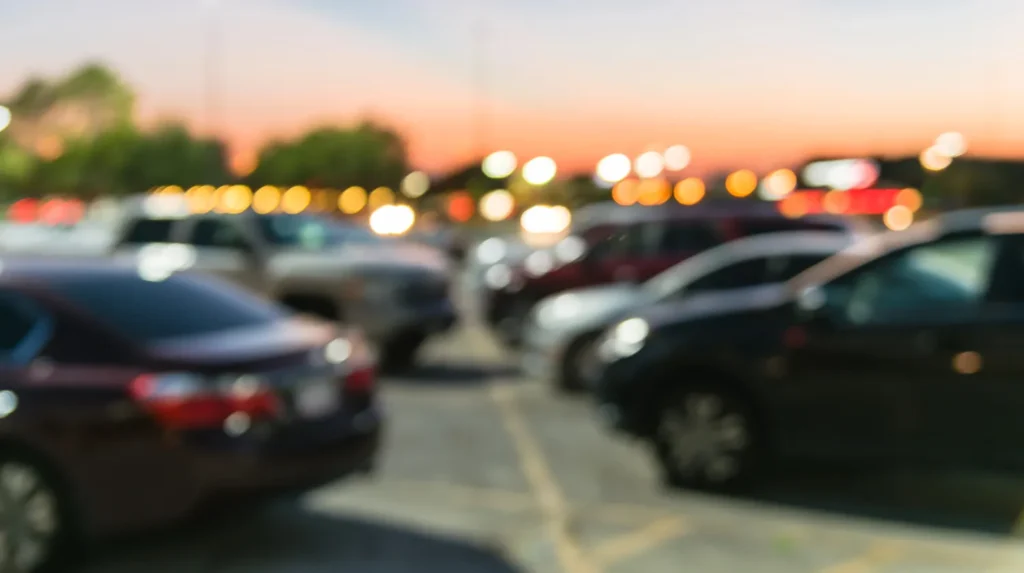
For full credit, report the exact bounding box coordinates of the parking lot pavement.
[78,322,1024,573]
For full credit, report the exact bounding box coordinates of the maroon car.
[0,259,380,571]
[481,201,875,346]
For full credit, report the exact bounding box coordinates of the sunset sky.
[1,0,1023,175]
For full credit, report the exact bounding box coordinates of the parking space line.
[589,516,690,569]
[490,383,600,573]
[817,541,903,573]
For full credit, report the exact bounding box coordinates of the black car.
[0,259,381,570]
[592,207,1024,490]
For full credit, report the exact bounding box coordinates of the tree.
[248,120,409,189]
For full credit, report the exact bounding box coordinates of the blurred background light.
[369,204,416,236]
[674,177,705,205]
[339,186,367,214]
[252,185,281,214]
[0,105,10,133]
[522,157,557,185]
[634,151,664,178]
[920,146,953,171]
[934,132,967,158]
[663,145,691,171]
[611,179,640,206]
[282,186,311,214]
[758,168,797,201]
[637,178,670,206]
[482,151,518,179]
[368,186,395,210]
[447,191,475,222]
[595,153,632,184]
[479,189,515,221]
[883,205,914,231]
[401,171,431,198]
[725,169,757,197]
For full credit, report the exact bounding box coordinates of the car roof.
[572,201,867,231]
[0,257,148,285]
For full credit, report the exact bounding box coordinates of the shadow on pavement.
[734,465,1024,535]
[385,362,521,386]
[76,501,523,573]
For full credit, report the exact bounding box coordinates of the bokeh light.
[482,151,518,179]
[595,154,632,184]
[637,178,671,206]
[368,186,395,210]
[674,178,705,205]
[520,205,571,234]
[934,132,966,158]
[634,151,664,178]
[479,189,515,221]
[663,145,691,171]
[447,191,475,222]
[920,147,952,171]
[339,186,367,214]
[369,205,416,236]
[758,169,797,201]
[894,187,923,212]
[611,179,640,206]
[883,205,914,231]
[186,185,216,214]
[0,105,10,133]
[821,190,851,214]
[252,186,281,214]
[522,156,557,185]
[7,198,38,223]
[725,169,757,197]
[218,185,252,214]
[401,171,430,198]
[282,186,311,214]
[778,193,807,219]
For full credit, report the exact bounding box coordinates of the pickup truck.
[108,199,457,370]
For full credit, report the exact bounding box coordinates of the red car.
[0,259,380,571]
[480,201,874,346]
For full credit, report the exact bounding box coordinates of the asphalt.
[76,284,1024,573]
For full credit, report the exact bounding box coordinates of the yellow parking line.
[590,516,690,569]
[490,383,600,573]
[818,541,903,573]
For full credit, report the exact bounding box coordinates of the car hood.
[272,242,450,277]
[532,283,650,336]
[628,283,792,330]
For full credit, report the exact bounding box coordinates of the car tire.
[0,456,76,572]
[557,334,600,394]
[652,385,762,492]
[380,333,426,373]
[496,300,534,349]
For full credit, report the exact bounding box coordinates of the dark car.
[521,231,856,392]
[481,201,874,347]
[0,259,381,571]
[591,206,1024,491]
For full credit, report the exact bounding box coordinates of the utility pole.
[471,17,490,161]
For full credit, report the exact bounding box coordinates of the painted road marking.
[589,516,690,569]
[491,383,600,573]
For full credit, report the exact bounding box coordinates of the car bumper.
[359,299,458,342]
[520,327,567,382]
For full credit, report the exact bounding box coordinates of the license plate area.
[293,379,340,419]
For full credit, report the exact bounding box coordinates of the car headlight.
[599,317,649,359]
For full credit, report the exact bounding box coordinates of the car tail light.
[336,329,376,394]
[129,372,281,430]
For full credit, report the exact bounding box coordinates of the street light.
[0,105,10,133]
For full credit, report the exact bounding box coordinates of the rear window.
[43,272,286,342]
[741,218,845,235]
[120,219,175,245]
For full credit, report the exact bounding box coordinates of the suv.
[480,201,873,347]
[110,202,456,369]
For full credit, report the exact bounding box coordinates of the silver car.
[521,231,859,392]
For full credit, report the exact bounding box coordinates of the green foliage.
[248,120,408,188]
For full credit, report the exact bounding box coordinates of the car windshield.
[255,214,381,249]
[43,271,287,342]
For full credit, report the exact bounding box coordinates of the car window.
[742,218,844,235]
[767,254,831,282]
[686,258,769,293]
[119,218,175,245]
[41,272,287,343]
[0,291,50,363]
[659,221,720,254]
[589,224,658,260]
[827,236,998,325]
[188,218,250,249]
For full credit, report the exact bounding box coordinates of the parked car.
[111,198,455,370]
[0,258,380,571]
[481,200,874,347]
[591,206,1024,491]
[522,231,856,392]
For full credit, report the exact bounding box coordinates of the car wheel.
[496,300,533,349]
[380,333,426,373]
[558,335,600,394]
[653,386,760,491]
[0,458,71,572]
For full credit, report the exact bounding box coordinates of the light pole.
[202,0,222,136]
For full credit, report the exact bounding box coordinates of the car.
[591,206,1024,491]
[110,197,455,371]
[480,201,874,348]
[521,231,856,393]
[0,259,381,571]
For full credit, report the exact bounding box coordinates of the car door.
[182,217,266,295]
[109,217,182,263]
[919,233,1024,469]
[652,219,723,279]
[772,235,999,462]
